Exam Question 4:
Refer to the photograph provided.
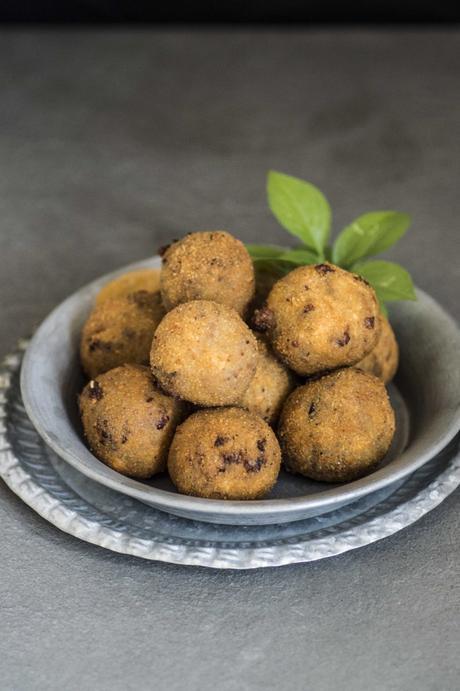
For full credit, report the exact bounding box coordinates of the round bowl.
[20,257,460,525]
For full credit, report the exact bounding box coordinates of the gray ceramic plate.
[3,345,460,569]
[20,257,460,525]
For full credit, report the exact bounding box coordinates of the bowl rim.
[20,257,460,521]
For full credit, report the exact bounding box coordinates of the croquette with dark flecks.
[252,263,380,376]
[150,300,258,407]
[278,367,395,482]
[80,291,165,379]
[168,407,281,499]
[160,231,255,315]
[239,337,297,425]
[79,364,185,479]
[356,314,399,383]
[95,269,161,305]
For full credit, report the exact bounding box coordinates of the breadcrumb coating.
[150,300,258,406]
[168,407,281,499]
[356,315,399,383]
[253,262,379,376]
[81,291,165,378]
[278,368,395,482]
[239,337,297,425]
[79,364,185,479]
[95,269,161,305]
[160,231,255,315]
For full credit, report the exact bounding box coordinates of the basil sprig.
[248,170,416,311]
[267,171,331,259]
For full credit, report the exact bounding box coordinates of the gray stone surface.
[0,29,459,691]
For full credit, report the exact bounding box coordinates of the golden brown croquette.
[95,269,161,305]
[168,407,281,499]
[150,300,258,406]
[239,337,297,425]
[253,263,379,376]
[356,315,399,383]
[160,231,255,315]
[79,364,185,479]
[80,291,165,379]
[278,368,395,482]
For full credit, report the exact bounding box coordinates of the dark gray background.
[0,30,459,691]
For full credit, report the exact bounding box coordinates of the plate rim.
[19,257,460,523]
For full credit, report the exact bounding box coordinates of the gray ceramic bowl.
[20,257,460,525]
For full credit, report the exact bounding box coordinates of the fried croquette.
[160,231,255,315]
[278,367,395,482]
[168,407,281,499]
[79,364,185,479]
[356,314,399,383]
[240,337,297,425]
[81,291,165,379]
[150,300,258,406]
[253,263,379,376]
[95,268,161,305]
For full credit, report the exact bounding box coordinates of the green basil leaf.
[246,244,287,261]
[324,245,333,262]
[332,211,411,267]
[267,170,331,255]
[279,248,319,265]
[352,260,417,302]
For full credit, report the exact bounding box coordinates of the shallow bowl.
[20,257,460,525]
